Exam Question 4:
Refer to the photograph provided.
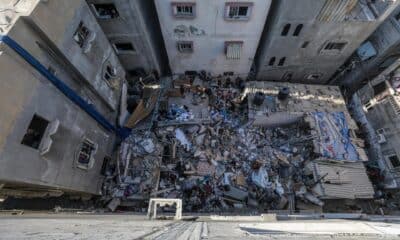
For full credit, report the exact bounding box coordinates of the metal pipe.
[0,35,128,137]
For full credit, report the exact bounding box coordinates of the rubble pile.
[152,120,320,212]
[102,76,375,213]
[102,133,163,204]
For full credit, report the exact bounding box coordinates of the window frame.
[113,42,136,55]
[225,2,254,21]
[306,73,323,81]
[76,138,98,170]
[91,3,120,19]
[268,57,276,66]
[171,2,196,18]
[282,71,293,81]
[281,24,291,36]
[73,22,91,48]
[103,63,118,89]
[225,41,244,60]
[320,41,348,55]
[387,154,400,169]
[177,41,194,53]
[293,24,303,36]
[301,41,310,49]
[278,57,286,66]
[21,114,50,150]
[324,41,347,50]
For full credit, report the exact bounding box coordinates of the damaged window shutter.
[39,119,60,156]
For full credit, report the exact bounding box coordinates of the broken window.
[293,24,303,36]
[21,114,49,149]
[113,42,136,54]
[101,156,112,176]
[388,155,400,168]
[281,24,291,36]
[268,57,276,66]
[177,41,193,53]
[373,81,388,96]
[104,64,116,81]
[278,57,286,66]
[172,3,195,18]
[324,42,347,51]
[225,41,243,60]
[225,3,252,20]
[73,22,90,48]
[92,3,119,19]
[373,81,390,101]
[77,139,96,168]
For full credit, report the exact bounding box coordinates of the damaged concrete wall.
[0,0,125,195]
[27,0,124,113]
[357,77,400,188]
[255,0,400,84]
[154,0,272,76]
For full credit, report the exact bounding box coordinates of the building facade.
[0,0,125,197]
[333,5,400,93]
[255,0,400,84]
[86,0,169,77]
[356,60,400,189]
[154,0,272,76]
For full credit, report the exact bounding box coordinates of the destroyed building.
[2,0,400,236]
[101,77,375,213]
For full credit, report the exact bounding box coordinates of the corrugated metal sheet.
[317,0,358,22]
[226,43,242,60]
[313,161,374,199]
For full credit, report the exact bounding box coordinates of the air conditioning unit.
[377,133,386,144]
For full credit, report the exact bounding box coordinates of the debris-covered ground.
[100,75,395,214]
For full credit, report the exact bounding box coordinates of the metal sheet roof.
[312,161,375,199]
[317,0,358,22]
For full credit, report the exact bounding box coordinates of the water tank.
[278,87,290,101]
[253,92,265,106]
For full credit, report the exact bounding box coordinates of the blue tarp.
[313,112,360,161]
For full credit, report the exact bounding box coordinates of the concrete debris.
[107,198,121,212]
[101,75,375,213]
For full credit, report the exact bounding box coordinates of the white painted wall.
[154,0,271,76]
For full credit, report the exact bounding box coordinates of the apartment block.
[356,60,400,188]
[0,0,125,197]
[86,0,169,76]
[333,6,400,92]
[256,0,400,84]
[154,0,272,76]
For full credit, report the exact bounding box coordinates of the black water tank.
[253,92,265,106]
[278,87,290,101]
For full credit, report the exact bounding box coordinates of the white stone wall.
[154,0,271,75]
